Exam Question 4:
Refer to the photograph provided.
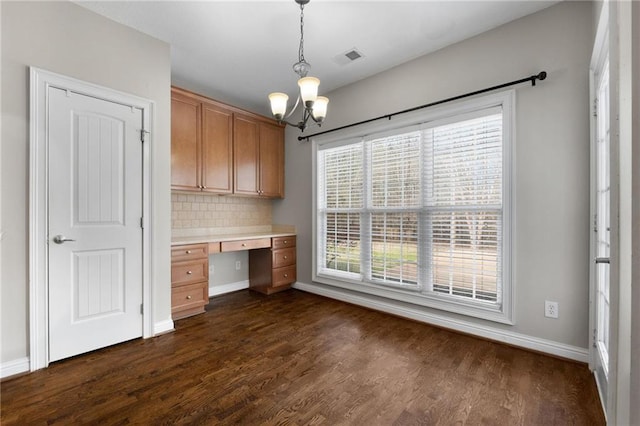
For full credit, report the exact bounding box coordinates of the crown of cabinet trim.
[171,87,285,198]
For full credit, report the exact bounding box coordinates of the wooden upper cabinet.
[201,101,233,193]
[171,94,201,191]
[234,115,285,198]
[172,86,284,198]
[233,114,260,195]
[259,122,285,198]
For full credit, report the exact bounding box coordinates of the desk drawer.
[171,259,208,286]
[171,244,208,262]
[221,238,271,252]
[272,236,296,250]
[272,265,296,288]
[272,247,296,268]
[171,282,208,313]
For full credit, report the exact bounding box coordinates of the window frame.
[312,90,515,324]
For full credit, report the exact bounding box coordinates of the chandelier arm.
[284,94,302,120]
[276,106,312,132]
[308,113,324,125]
[277,118,309,132]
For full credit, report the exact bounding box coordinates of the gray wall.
[209,251,249,288]
[1,1,172,364]
[274,1,593,349]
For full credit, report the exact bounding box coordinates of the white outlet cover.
[545,300,559,318]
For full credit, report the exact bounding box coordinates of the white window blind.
[425,114,502,303]
[367,131,421,286]
[315,93,512,322]
[318,143,363,278]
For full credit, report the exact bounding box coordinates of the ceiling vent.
[345,49,362,61]
[333,48,365,66]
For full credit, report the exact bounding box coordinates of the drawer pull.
[284,256,288,260]
[242,243,246,247]
[284,274,288,278]
[284,240,288,244]
[186,295,192,300]
[186,271,192,275]
[186,250,192,254]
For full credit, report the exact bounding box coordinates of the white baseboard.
[293,282,589,363]
[209,280,249,297]
[153,319,174,336]
[2,322,175,380]
[1,357,30,379]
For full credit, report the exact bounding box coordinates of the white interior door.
[592,57,611,411]
[48,87,143,362]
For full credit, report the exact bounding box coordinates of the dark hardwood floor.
[1,290,604,425]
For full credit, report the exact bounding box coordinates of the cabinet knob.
[284,256,288,260]
[283,240,287,244]
[284,274,288,278]
[186,250,191,254]
[186,295,192,300]
[242,243,246,247]
[203,186,207,189]
[186,271,192,275]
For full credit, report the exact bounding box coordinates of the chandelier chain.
[298,4,305,62]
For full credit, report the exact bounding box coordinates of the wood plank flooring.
[1,290,604,425]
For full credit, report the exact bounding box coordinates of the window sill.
[313,273,514,325]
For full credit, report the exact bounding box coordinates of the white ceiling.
[76,0,558,116]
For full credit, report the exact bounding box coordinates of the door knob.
[53,235,75,244]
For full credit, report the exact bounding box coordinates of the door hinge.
[140,304,144,315]
[593,98,598,118]
[593,328,597,348]
[140,129,150,143]
[140,217,144,229]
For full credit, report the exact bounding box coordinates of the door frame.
[29,67,155,371]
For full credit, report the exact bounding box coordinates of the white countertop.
[171,231,296,246]
[171,225,296,246]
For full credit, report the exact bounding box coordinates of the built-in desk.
[170,231,296,320]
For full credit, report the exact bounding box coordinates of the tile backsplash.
[172,192,272,230]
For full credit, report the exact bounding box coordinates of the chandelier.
[268,0,328,132]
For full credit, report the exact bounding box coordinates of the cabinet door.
[171,94,201,190]
[233,114,260,195]
[259,122,285,198]
[202,101,233,193]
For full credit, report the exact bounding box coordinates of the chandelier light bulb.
[268,92,289,120]
[298,76,320,107]
[311,96,329,122]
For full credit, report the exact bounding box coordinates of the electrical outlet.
[545,300,559,318]
[235,260,241,270]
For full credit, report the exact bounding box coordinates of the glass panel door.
[593,57,610,402]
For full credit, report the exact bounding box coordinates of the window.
[314,92,513,323]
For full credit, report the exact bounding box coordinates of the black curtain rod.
[298,70,547,141]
